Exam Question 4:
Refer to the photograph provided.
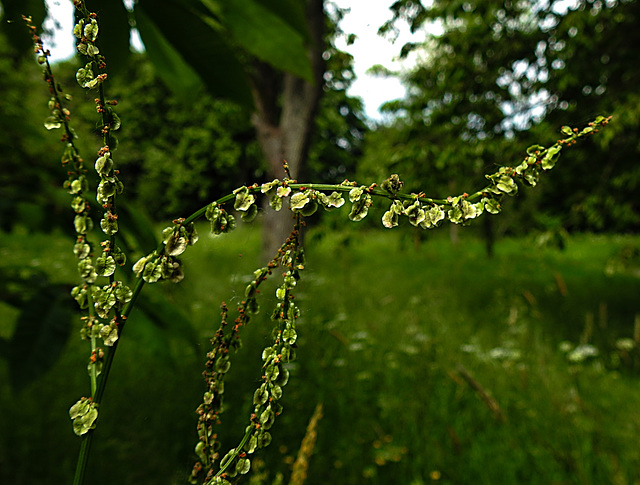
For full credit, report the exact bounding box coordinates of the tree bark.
[249,0,325,260]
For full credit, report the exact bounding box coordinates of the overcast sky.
[41,0,423,120]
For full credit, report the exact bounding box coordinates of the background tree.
[360,0,639,242]
[119,0,330,256]
[2,0,368,254]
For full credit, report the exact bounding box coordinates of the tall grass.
[1,223,639,484]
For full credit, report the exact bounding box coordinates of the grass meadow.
[1,219,640,484]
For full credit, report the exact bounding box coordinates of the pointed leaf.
[135,0,254,107]
[214,0,313,81]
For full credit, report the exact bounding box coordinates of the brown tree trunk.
[249,0,325,260]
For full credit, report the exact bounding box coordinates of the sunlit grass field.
[1,222,640,484]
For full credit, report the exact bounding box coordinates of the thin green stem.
[213,427,254,479]
[86,288,98,397]
[73,435,92,485]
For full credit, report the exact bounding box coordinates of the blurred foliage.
[359,0,640,233]
[2,227,640,483]
[0,0,47,55]
[0,29,71,233]
[103,54,264,220]
[80,0,314,108]
[0,36,366,224]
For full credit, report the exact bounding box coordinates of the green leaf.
[265,364,280,381]
[382,209,398,228]
[95,154,113,175]
[257,431,272,448]
[71,196,86,214]
[100,324,119,346]
[300,199,318,216]
[244,435,258,454]
[206,205,236,234]
[83,19,99,42]
[290,190,318,216]
[542,145,562,170]
[69,175,89,195]
[274,366,289,386]
[526,145,544,156]
[269,383,283,400]
[381,174,404,195]
[96,180,116,203]
[447,206,464,224]
[185,223,199,245]
[349,194,372,222]
[100,215,119,236]
[482,197,501,214]
[78,42,100,57]
[165,233,187,256]
[259,406,275,429]
[213,0,313,81]
[404,201,426,226]
[318,191,345,210]
[70,399,99,436]
[277,186,291,198]
[349,186,364,202]
[77,259,97,283]
[142,260,162,283]
[282,325,297,345]
[95,255,116,277]
[114,282,133,304]
[71,286,88,308]
[523,166,540,186]
[241,204,259,222]
[261,179,280,194]
[253,385,269,406]
[74,214,93,234]
[69,399,90,420]
[459,199,480,220]
[255,0,309,40]
[109,110,121,131]
[290,191,311,210]
[215,355,231,373]
[195,441,207,463]
[270,194,283,211]
[233,186,255,211]
[262,346,276,363]
[93,286,117,318]
[236,457,251,475]
[135,0,253,106]
[420,205,445,229]
[76,64,98,89]
[133,254,152,277]
[491,174,518,195]
[44,115,62,130]
[73,241,91,259]
[73,20,85,40]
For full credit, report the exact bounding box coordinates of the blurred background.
[1,0,639,483]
